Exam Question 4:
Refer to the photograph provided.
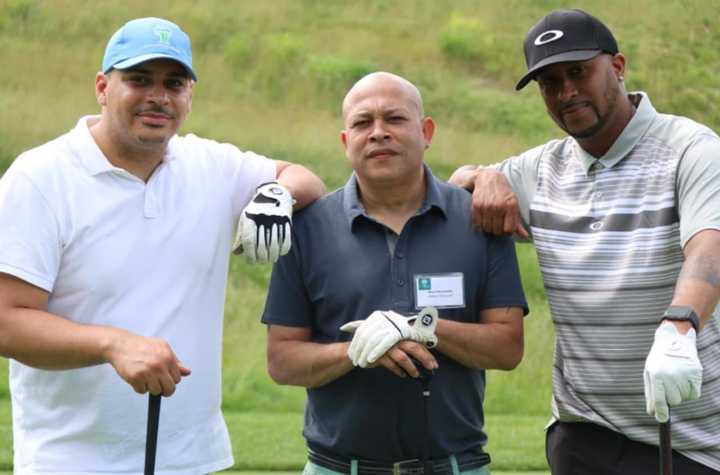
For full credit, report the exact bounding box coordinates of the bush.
[307,55,375,96]
[439,13,487,63]
[265,32,306,65]
[0,0,36,32]
[224,33,255,69]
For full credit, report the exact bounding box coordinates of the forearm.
[275,163,326,210]
[670,229,720,329]
[435,309,524,370]
[268,338,354,388]
[0,307,121,370]
[447,165,480,191]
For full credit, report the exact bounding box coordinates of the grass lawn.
[224,412,549,472]
[219,473,549,475]
[0,407,549,473]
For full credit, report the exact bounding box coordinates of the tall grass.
[2,0,718,170]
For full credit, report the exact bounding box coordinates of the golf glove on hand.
[340,307,438,368]
[233,182,293,264]
[643,320,703,423]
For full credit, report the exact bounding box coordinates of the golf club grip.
[145,394,162,475]
[659,418,672,475]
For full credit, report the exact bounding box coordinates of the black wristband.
[661,305,700,332]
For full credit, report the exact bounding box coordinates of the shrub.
[307,55,375,95]
[224,34,255,69]
[439,13,486,62]
[265,32,306,65]
[0,0,37,32]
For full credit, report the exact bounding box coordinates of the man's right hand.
[370,340,438,379]
[471,169,528,238]
[104,330,191,396]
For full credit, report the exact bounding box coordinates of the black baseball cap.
[515,9,618,90]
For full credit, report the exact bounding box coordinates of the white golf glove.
[340,307,438,368]
[643,321,703,423]
[233,182,293,264]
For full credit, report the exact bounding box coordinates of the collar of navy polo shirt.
[342,164,448,230]
[71,115,177,177]
[573,92,657,174]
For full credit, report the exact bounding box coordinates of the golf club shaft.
[145,394,162,475]
[659,415,672,475]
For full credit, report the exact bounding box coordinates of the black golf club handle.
[408,356,434,383]
[145,393,162,475]
[659,415,672,475]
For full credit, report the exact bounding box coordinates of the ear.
[340,130,348,150]
[611,53,626,82]
[187,81,194,114]
[95,71,109,107]
[421,116,435,149]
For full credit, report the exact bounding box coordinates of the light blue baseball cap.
[102,17,197,81]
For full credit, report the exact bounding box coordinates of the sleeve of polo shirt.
[479,233,529,315]
[492,145,543,233]
[0,168,61,292]
[218,144,277,220]
[261,234,313,328]
[676,132,720,248]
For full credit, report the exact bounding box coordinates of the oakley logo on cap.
[534,30,564,46]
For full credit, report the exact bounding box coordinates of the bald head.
[342,72,425,122]
[339,71,435,188]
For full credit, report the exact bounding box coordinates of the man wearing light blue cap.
[0,17,324,474]
[102,17,198,81]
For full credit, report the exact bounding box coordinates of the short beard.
[562,69,620,140]
[137,135,168,145]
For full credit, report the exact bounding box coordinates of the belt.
[307,447,491,475]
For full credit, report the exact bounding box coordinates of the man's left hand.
[643,321,703,422]
[233,182,293,264]
[340,307,438,368]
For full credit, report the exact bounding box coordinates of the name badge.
[414,273,465,309]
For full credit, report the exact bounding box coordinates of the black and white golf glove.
[233,182,293,264]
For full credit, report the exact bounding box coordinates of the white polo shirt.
[0,116,276,474]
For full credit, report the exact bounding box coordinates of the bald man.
[261,72,528,475]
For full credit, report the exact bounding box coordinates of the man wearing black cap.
[450,9,720,475]
[0,17,324,474]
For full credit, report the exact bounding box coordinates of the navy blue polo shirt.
[262,165,528,461]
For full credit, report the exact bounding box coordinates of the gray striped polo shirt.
[498,93,720,470]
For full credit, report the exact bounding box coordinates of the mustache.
[560,100,591,113]
[136,105,175,119]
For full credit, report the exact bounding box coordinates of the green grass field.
[1,0,718,472]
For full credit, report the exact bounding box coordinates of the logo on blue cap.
[154,28,172,45]
[102,17,197,81]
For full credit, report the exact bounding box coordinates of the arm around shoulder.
[274,160,326,210]
[449,162,529,237]
[448,165,481,191]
